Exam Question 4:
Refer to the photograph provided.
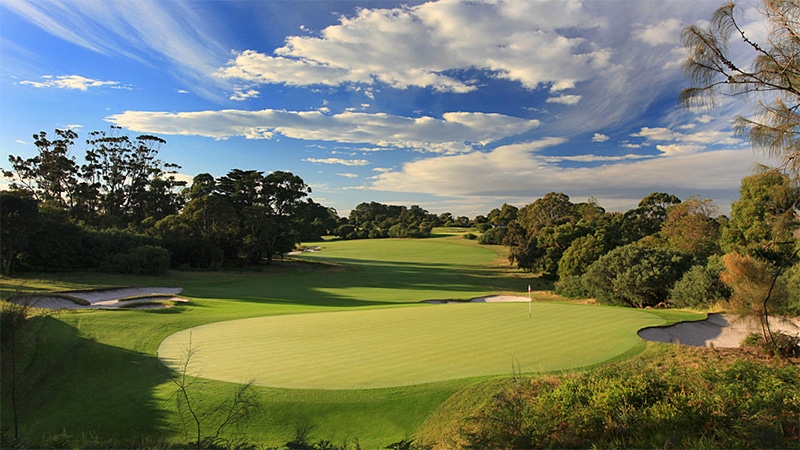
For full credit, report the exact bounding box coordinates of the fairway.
[158,302,665,390]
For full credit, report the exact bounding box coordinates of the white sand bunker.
[424,295,531,304]
[639,313,800,348]
[13,287,186,310]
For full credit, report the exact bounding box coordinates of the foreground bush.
[459,347,799,449]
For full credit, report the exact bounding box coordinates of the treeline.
[477,178,799,316]
[0,128,339,273]
[3,128,799,317]
[1,128,474,274]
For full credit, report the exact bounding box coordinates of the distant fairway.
[158,302,665,390]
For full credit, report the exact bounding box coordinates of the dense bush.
[553,275,590,298]
[100,245,171,275]
[582,244,693,308]
[461,348,800,449]
[669,263,730,308]
[478,226,507,245]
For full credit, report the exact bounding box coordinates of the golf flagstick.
[528,285,532,318]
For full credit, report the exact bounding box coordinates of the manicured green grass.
[159,302,664,389]
[1,234,703,447]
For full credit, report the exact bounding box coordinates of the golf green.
[158,302,665,390]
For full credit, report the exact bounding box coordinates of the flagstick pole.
[528,285,532,319]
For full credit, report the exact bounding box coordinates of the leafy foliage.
[337,202,438,240]
[582,244,693,308]
[668,263,730,309]
[461,348,800,449]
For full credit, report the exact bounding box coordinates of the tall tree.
[682,1,800,352]
[721,171,798,263]
[681,0,800,178]
[661,197,721,260]
[3,129,79,209]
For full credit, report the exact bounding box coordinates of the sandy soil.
[15,287,186,309]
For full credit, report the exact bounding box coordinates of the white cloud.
[229,86,260,101]
[305,158,370,166]
[591,133,609,143]
[370,139,762,211]
[106,109,540,152]
[337,173,359,178]
[631,125,740,151]
[4,0,230,98]
[215,0,611,93]
[20,75,123,91]
[546,94,582,105]
[544,153,652,163]
[634,18,683,46]
[656,144,704,156]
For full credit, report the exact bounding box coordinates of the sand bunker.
[638,313,800,348]
[12,287,186,309]
[424,295,532,303]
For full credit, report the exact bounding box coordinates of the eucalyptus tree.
[681,0,800,178]
[3,129,79,209]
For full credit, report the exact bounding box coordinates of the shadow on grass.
[182,254,547,309]
[1,316,170,447]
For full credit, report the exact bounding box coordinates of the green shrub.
[553,275,590,298]
[478,226,507,245]
[582,244,693,308]
[669,264,730,308]
[461,349,800,448]
[100,245,171,275]
[463,233,477,240]
[475,223,493,233]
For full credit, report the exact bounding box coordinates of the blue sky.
[0,0,777,217]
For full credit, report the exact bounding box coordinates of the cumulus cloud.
[305,158,370,166]
[229,86,260,101]
[631,126,740,150]
[106,109,540,151]
[591,133,609,143]
[215,0,611,93]
[546,94,582,105]
[370,138,760,210]
[634,18,683,46]
[20,75,124,91]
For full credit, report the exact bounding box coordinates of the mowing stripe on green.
[158,302,664,390]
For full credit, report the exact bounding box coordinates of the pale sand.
[639,313,800,348]
[14,287,186,309]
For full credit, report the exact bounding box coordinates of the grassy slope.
[0,234,703,447]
